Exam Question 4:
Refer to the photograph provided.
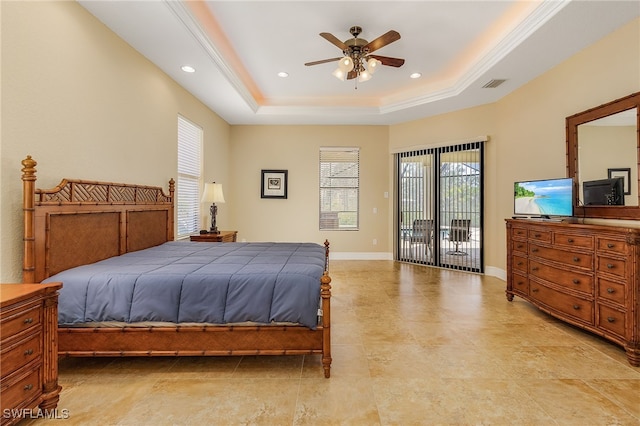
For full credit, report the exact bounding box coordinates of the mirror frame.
[566,92,640,220]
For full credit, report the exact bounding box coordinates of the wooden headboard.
[22,156,175,283]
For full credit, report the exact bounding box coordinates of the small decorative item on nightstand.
[201,182,225,234]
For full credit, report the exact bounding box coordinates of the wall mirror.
[567,92,639,220]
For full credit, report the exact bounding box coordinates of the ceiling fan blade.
[368,55,405,68]
[320,32,348,51]
[363,30,400,54]
[304,57,342,66]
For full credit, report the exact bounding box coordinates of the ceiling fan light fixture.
[367,58,382,74]
[358,69,372,83]
[338,56,355,73]
[332,68,346,81]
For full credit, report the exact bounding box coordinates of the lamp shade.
[338,56,354,72]
[332,68,346,81]
[358,69,372,82]
[201,182,225,203]
[367,58,382,74]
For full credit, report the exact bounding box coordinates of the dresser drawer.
[529,282,593,324]
[1,333,42,378]
[597,277,626,306]
[511,271,529,296]
[528,229,551,243]
[512,240,527,254]
[529,260,593,295]
[597,237,628,255]
[597,256,627,279]
[553,232,594,249]
[0,368,41,414]
[597,304,626,338]
[0,304,41,339]
[529,243,592,270]
[511,226,528,239]
[512,254,527,274]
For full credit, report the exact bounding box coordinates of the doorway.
[396,141,484,272]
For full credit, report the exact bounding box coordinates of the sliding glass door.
[396,141,484,272]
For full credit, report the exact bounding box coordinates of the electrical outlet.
[373,238,377,245]
[373,207,377,214]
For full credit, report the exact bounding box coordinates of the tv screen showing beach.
[514,178,573,217]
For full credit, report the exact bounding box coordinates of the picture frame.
[608,167,631,195]
[261,169,288,199]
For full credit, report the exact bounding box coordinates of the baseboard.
[329,252,394,260]
[484,266,506,281]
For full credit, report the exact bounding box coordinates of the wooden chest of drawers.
[506,219,640,366]
[1,283,62,425]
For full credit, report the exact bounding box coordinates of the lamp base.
[208,229,221,234]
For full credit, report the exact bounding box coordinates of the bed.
[20,156,332,378]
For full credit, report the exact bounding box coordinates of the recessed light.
[410,72,422,79]
[277,71,289,78]
[181,65,196,73]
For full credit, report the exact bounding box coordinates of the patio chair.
[447,218,471,255]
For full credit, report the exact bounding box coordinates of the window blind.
[319,147,359,230]
[177,116,202,238]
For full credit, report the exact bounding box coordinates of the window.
[319,147,359,230]
[177,116,202,238]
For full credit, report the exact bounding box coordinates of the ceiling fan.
[305,26,405,83]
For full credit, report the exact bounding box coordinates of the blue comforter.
[43,241,327,329]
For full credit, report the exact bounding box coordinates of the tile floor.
[23,261,640,425]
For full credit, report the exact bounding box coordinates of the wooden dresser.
[505,219,640,366]
[1,283,62,424]
[190,231,237,242]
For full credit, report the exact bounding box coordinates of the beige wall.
[228,125,390,256]
[0,1,230,282]
[389,17,639,273]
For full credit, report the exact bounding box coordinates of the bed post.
[22,156,37,283]
[168,178,175,241]
[321,239,332,378]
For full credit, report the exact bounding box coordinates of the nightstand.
[190,231,237,242]
[1,283,62,425]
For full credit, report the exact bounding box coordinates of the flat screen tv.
[583,177,624,206]
[514,177,574,218]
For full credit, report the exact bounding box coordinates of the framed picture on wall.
[261,170,288,199]
[608,167,631,195]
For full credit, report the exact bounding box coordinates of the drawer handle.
[607,263,614,269]
[517,281,524,285]
[572,304,580,310]
[531,267,539,271]
[23,384,33,391]
[607,316,615,323]
[567,238,574,243]
[531,248,539,253]
[531,288,539,293]
[573,257,580,262]
[517,262,523,266]
[572,279,580,284]
[534,233,541,238]
[607,288,615,294]
[607,243,614,249]
[24,349,33,356]
[23,318,33,324]
[517,244,523,249]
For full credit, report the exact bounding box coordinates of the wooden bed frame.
[21,156,332,378]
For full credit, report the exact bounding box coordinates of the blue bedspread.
[43,241,327,329]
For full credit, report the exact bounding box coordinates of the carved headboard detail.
[22,156,175,283]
